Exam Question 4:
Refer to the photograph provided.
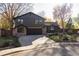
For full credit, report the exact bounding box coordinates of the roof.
[14,12,45,20]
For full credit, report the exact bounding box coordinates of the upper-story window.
[18,19,23,24]
[39,20,42,23]
[35,20,43,24]
[35,20,38,24]
[18,19,20,22]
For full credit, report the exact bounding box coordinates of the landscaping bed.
[0,36,21,50]
[48,33,79,42]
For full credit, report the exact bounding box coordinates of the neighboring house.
[45,22,60,33]
[44,17,60,34]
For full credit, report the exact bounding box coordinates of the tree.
[72,17,79,29]
[75,14,79,24]
[53,3,73,33]
[0,3,34,29]
[0,17,11,30]
[66,17,72,29]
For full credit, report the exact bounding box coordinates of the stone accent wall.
[17,28,26,37]
[13,28,17,36]
[13,27,27,37]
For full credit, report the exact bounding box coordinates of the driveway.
[18,35,51,46]
[2,36,79,56]
[4,42,79,56]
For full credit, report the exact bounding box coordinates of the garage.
[27,28,42,35]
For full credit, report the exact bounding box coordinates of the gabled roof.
[14,12,45,20]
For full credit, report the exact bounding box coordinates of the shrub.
[0,36,21,48]
[48,34,78,42]
[48,35,63,42]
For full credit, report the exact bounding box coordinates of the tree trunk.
[61,19,65,34]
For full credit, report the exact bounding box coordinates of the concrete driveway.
[18,35,51,46]
[1,35,79,56]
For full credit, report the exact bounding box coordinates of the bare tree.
[0,3,34,29]
[53,3,73,33]
[76,14,79,22]
[66,17,73,29]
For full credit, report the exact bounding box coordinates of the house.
[45,22,60,34]
[0,12,60,37]
[12,12,46,36]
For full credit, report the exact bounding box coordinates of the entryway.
[16,25,27,36]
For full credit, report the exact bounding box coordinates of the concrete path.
[19,35,51,46]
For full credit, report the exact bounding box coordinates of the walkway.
[18,35,51,46]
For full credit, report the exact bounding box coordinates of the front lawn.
[48,33,79,42]
[0,36,21,49]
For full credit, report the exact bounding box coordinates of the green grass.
[0,36,21,48]
[48,33,79,42]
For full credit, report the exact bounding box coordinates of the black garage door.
[27,28,42,35]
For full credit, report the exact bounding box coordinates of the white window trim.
[35,20,42,24]
[18,19,23,24]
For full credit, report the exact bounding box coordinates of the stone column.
[13,28,17,36]
[42,27,47,35]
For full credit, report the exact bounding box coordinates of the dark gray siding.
[14,12,45,27]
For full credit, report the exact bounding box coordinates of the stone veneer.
[13,27,27,37]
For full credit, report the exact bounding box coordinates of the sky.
[33,3,79,20]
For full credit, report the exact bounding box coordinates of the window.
[35,20,42,24]
[18,19,21,22]
[39,20,42,23]
[18,19,23,24]
[35,20,38,24]
[21,19,23,24]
